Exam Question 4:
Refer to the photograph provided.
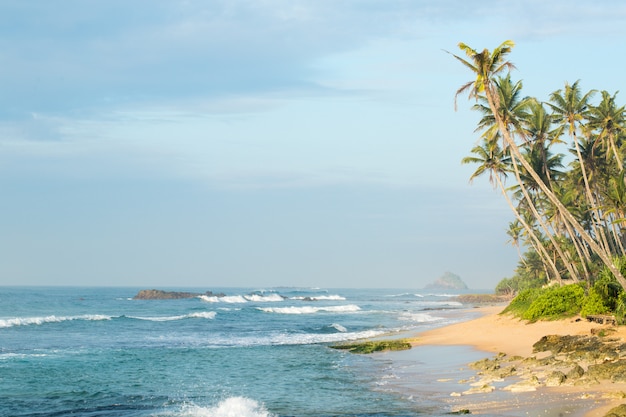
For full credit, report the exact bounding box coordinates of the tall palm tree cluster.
[454,41,626,291]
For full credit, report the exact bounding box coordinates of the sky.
[1,1,625,289]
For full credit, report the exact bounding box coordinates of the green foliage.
[591,270,623,311]
[580,289,610,317]
[495,275,545,295]
[503,284,586,321]
[615,293,626,325]
[502,288,540,316]
[521,284,585,321]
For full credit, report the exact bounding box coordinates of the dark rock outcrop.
[588,360,626,382]
[133,289,225,300]
[533,334,626,362]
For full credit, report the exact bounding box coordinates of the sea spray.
[173,397,274,417]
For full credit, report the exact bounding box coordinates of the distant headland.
[424,271,468,290]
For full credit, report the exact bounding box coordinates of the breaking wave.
[128,311,217,321]
[257,305,361,314]
[199,294,284,303]
[0,311,218,328]
[0,314,111,328]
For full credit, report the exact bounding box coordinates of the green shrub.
[502,288,540,316]
[580,289,610,317]
[592,258,626,310]
[521,284,585,322]
[616,293,626,325]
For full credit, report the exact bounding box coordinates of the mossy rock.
[588,360,626,382]
[545,371,567,387]
[604,404,626,417]
[448,409,471,414]
[330,339,412,354]
[566,364,585,380]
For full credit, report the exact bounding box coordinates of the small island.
[424,271,468,290]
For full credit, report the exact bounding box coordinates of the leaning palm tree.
[451,41,626,289]
[471,74,576,281]
[462,137,562,280]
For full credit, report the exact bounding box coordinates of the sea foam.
[257,304,361,314]
[128,311,217,322]
[290,294,346,301]
[199,295,249,303]
[398,312,442,322]
[244,293,284,302]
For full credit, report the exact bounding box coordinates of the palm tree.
[523,98,563,186]
[587,90,625,172]
[452,41,626,289]
[548,82,614,257]
[470,74,576,281]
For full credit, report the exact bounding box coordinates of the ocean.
[0,287,487,417]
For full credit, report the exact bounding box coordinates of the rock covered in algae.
[604,404,626,417]
[329,339,412,354]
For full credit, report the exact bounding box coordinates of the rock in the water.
[133,289,226,300]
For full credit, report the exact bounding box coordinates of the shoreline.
[405,305,626,417]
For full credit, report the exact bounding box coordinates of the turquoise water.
[0,287,480,417]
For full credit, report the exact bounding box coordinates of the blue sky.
[1,1,625,288]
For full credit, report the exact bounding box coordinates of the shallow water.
[1,286,484,417]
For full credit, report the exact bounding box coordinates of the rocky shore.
[465,331,626,393]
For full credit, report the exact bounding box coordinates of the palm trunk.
[563,130,615,259]
[495,174,562,281]
[560,211,591,281]
[509,151,579,281]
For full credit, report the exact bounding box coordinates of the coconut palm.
[452,41,626,289]
[470,74,577,281]
[587,90,626,172]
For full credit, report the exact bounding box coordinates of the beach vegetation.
[454,40,626,296]
[521,284,585,321]
[580,290,611,317]
[501,288,541,316]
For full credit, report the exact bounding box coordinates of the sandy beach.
[409,305,626,417]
